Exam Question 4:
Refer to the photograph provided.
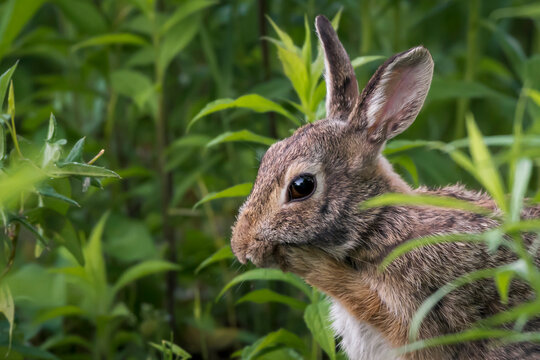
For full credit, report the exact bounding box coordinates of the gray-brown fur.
[231,15,540,360]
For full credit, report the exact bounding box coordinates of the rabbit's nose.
[230,216,254,264]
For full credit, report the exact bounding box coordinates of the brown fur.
[230,15,540,360]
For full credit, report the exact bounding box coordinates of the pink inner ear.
[376,67,416,127]
[365,55,432,140]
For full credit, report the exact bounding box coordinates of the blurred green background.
[0,0,539,359]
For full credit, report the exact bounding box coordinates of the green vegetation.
[0,0,539,359]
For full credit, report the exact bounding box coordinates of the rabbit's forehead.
[259,120,344,175]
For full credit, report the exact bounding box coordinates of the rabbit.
[230,15,540,360]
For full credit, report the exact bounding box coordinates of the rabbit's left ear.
[358,46,434,142]
[316,15,359,121]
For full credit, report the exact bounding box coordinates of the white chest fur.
[330,300,398,360]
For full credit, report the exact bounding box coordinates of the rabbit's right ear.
[356,47,434,143]
[316,15,359,121]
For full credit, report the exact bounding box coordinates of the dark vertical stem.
[360,0,372,55]
[258,0,277,138]
[153,3,177,338]
[454,0,479,139]
[392,0,401,51]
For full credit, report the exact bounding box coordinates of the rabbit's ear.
[315,15,359,121]
[358,46,433,142]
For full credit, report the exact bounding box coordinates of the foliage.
[0,0,538,359]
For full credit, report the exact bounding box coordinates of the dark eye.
[288,174,316,202]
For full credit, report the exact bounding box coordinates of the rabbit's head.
[231,15,433,270]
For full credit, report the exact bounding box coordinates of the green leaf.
[195,245,234,274]
[482,21,526,79]
[218,269,311,300]
[509,159,532,223]
[383,139,433,155]
[380,233,484,270]
[160,0,216,35]
[267,17,296,52]
[55,221,85,266]
[236,289,307,310]
[494,269,514,305]
[304,299,336,360]
[302,15,312,74]
[51,162,120,178]
[241,329,307,360]
[409,268,497,341]
[0,164,47,208]
[46,112,57,142]
[360,193,491,215]
[37,185,80,207]
[11,215,48,247]
[207,130,276,148]
[64,137,85,163]
[72,33,148,51]
[168,134,211,152]
[149,340,191,360]
[193,183,252,209]
[34,305,84,324]
[351,55,385,68]
[53,0,107,33]
[526,88,540,107]
[111,69,154,109]
[391,155,419,186]
[188,94,299,131]
[113,260,181,295]
[491,4,540,20]
[84,213,109,297]
[0,0,46,61]
[42,114,65,168]
[399,328,540,355]
[158,15,200,73]
[0,61,18,110]
[0,123,4,160]
[428,79,508,102]
[465,113,507,213]
[0,285,14,349]
[276,46,309,108]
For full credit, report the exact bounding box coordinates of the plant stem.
[196,178,237,327]
[153,15,178,339]
[0,223,19,281]
[455,0,479,139]
[258,0,277,138]
[360,0,372,55]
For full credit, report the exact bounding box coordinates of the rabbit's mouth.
[241,241,286,269]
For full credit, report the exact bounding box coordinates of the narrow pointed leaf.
[188,94,299,131]
[193,183,252,209]
[195,246,234,274]
[361,193,491,215]
[207,130,276,148]
[37,185,80,207]
[304,300,336,360]
[72,33,148,51]
[466,114,507,212]
[509,159,532,222]
[236,289,307,310]
[218,269,311,300]
[0,285,14,349]
[64,137,86,163]
[351,55,385,68]
[160,0,216,35]
[51,162,120,178]
[0,61,18,109]
[113,260,181,295]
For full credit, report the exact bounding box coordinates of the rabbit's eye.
[288,174,316,202]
